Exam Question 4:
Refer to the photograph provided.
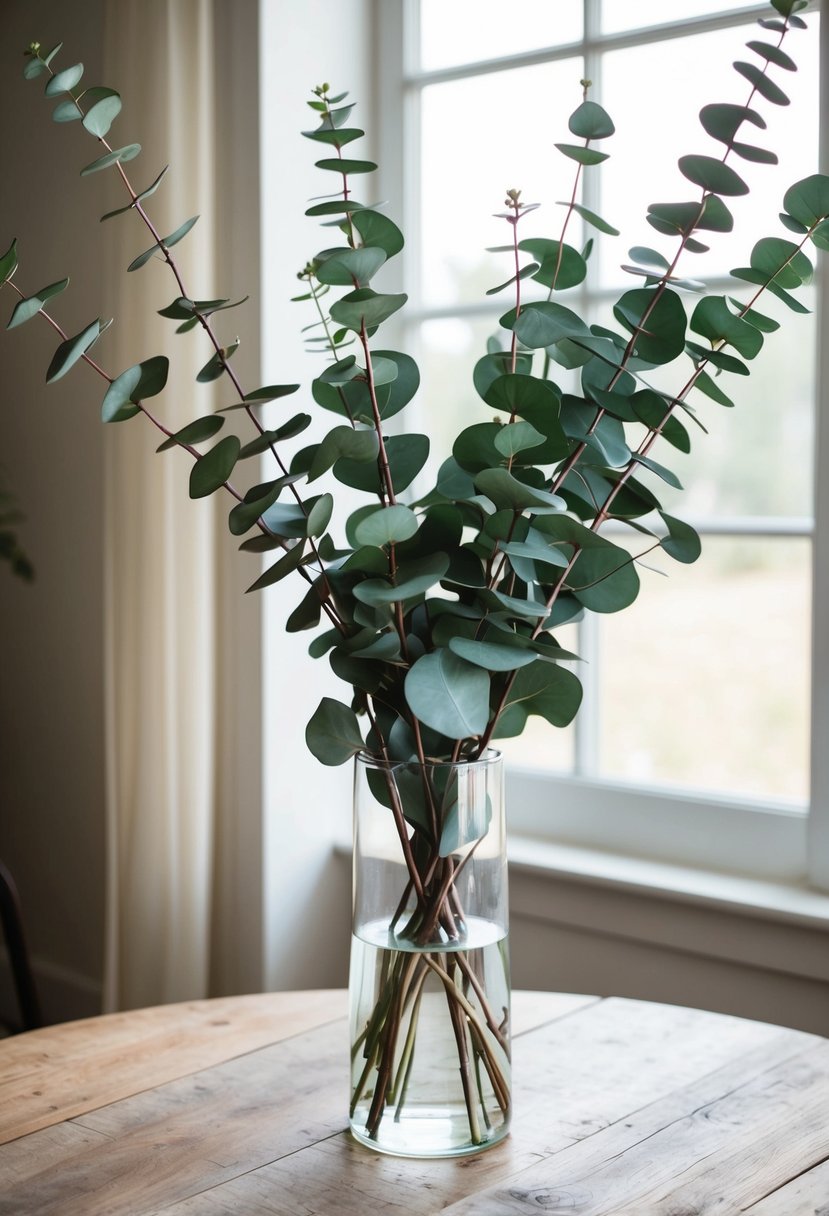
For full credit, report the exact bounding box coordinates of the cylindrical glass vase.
[349,750,510,1158]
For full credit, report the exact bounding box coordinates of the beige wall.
[0,0,108,1021]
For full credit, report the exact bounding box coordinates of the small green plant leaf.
[314,157,377,174]
[351,209,405,257]
[659,511,702,564]
[7,277,69,329]
[82,90,122,137]
[699,102,766,144]
[555,143,609,166]
[691,296,764,359]
[81,143,141,176]
[156,414,224,452]
[102,355,169,422]
[678,155,748,196]
[560,201,620,235]
[405,649,490,740]
[306,493,334,538]
[329,288,407,333]
[447,638,536,672]
[0,239,18,286]
[783,174,829,229]
[100,165,169,222]
[354,553,450,606]
[305,697,364,766]
[189,435,241,498]
[308,425,379,481]
[568,99,615,139]
[128,215,199,271]
[745,40,797,71]
[733,60,790,106]
[354,504,419,547]
[196,341,240,383]
[316,246,387,287]
[45,318,102,383]
[44,63,83,96]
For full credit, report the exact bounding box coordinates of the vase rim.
[355,747,502,773]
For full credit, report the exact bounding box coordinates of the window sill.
[508,835,829,932]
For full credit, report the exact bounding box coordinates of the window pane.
[419,1,583,72]
[419,59,583,308]
[589,289,816,520]
[597,19,819,284]
[598,536,811,803]
[602,0,758,34]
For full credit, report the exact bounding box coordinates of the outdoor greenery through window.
[400,0,821,809]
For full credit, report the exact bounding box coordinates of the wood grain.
[0,988,346,1144]
[0,990,826,1216]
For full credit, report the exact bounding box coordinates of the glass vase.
[349,750,510,1158]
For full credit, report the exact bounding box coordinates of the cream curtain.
[102,0,221,1011]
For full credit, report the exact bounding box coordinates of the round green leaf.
[316,246,387,287]
[678,155,748,197]
[335,433,429,494]
[504,301,590,349]
[519,238,587,291]
[0,239,17,287]
[329,288,407,333]
[80,143,141,176]
[613,288,687,366]
[690,295,764,359]
[157,413,223,452]
[103,356,170,423]
[568,99,615,140]
[7,278,69,330]
[82,89,122,137]
[733,61,790,106]
[354,553,450,606]
[44,63,83,97]
[448,638,536,673]
[699,103,765,145]
[659,511,701,564]
[405,650,490,740]
[374,350,420,419]
[783,174,829,229]
[314,157,378,174]
[353,504,419,547]
[45,318,102,383]
[305,698,364,766]
[306,492,334,538]
[493,421,546,458]
[351,209,405,258]
[189,435,241,499]
[555,143,609,166]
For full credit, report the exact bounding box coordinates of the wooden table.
[1,989,827,1214]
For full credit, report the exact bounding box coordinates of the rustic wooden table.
[1,989,827,1214]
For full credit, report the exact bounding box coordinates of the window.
[374,1,828,885]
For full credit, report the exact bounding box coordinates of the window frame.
[374,0,829,890]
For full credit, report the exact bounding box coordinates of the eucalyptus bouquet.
[4,0,826,1155]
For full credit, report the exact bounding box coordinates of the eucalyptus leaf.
[405,650,490,740]
[189,435,241,499]
[0,239,18,287]
[733,60,790,106]
[81,143,141,176]
[82,90,122,137]
[7,278,69,329]
[46,318,102,383]
[305,697,364,766]
[102,356,169,422]
[354,504,419,547]
[157,414,224,453]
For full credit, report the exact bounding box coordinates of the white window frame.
[374,0,829,891]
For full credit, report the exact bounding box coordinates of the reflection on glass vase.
[349,750,510,1158]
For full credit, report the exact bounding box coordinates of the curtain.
[102,0,220,1010]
